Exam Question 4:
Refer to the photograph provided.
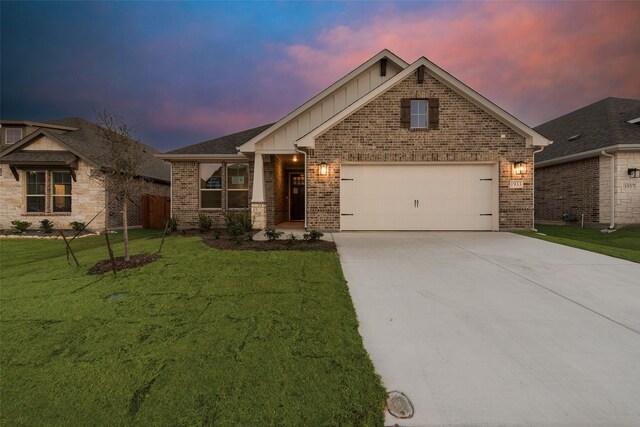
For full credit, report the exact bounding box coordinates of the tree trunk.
[123,197,130,262]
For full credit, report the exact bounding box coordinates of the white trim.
[627,117,640,124]
[535,144,640,167]
[238,49,408,153]
[297,57,552,148]
[156,153,248,161]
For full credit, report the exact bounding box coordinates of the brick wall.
[308,71,534,230]
[0,159,107,231]
[535,157,599,223]
[170,160,253,229]
[106,179,170,229]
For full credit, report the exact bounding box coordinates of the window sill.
[22,212,72,216]
[199,208,222,211]
[408,127,434,131]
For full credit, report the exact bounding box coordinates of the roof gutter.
[535,144,640,167]
[531,145,547,232]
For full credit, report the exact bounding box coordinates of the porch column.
[251,153,267,229]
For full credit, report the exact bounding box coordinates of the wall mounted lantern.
[319,162,328,176]
[628,168,640,178]
[512,161,526,175]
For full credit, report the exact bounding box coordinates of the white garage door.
[340,164,496,230]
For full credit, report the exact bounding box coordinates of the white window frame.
[5,128,23,145]
[51,170,72,213]
[25,170,46,213]
[199,163,223,209]
[410,99,428,129]
[226,163,249,209]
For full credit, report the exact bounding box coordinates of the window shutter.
[400,98,410,128]
[428,98,439,129]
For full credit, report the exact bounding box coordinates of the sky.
[2,1,639,151]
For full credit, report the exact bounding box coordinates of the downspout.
[531,145,546,232]
[294,144,308,229]
[601,150,615,229]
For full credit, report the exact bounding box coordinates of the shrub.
[264,228,284,241]
[39,219,54,234]
[224,210,252,238]
[166,216,178,233]
[10,220,31,234]
[286,233,298,246]
[303,230,324,241]
[69,221,85,233]
[198,213,212,233]
[213,229,221,240]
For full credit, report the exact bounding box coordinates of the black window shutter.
[400,98,411,128]
[428,98,439,129]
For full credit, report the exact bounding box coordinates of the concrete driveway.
[334,232,640,427]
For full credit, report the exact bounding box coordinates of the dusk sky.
[2,1,639,151]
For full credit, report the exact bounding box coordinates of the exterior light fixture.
[292,155,298,162]
[628,168,640,178]
[512,161,526,175]
[319,162,328,176]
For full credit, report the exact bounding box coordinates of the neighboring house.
[0,117,170,231]
[534,98,640,226]
[158,49,550,231]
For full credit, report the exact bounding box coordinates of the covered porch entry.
[251,153,305,229]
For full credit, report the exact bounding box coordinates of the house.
[534,98,640,227]
[0,117,170,231]
[158,49,550,231]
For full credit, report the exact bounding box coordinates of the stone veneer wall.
[106,179,170,229]
[0,159,107,231]
[308,71,534,231]
[535,157,599,223]
[600,151,640,225]
[170,160,253,229]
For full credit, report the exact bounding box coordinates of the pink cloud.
[275,2,640,126]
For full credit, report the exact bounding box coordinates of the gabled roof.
[0,117,170,183]
[297,56,551,148]
[0,119,78,131]
[534,97,640,164]
[238,49,409,153]
[160,123,273,157]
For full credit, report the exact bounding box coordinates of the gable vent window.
[5,128,23,144]
[401,98,440,130]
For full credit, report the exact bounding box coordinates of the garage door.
[340,164,496,230]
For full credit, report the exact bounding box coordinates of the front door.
[290,172,305,221]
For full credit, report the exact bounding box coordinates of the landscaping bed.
[88,253,160,274]
[175,229,337,252]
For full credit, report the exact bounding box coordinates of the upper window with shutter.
[401,98,439,130]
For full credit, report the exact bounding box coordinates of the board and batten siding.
[255,60,403,151]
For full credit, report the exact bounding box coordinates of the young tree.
[93,110,148,261]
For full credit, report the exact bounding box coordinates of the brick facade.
[535,157,600,223]
[307,71,534,230]
[170,160,253,229]
[0,159,107,231]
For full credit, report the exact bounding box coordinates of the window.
[410,100,427,129]
[200,163,222,208]
[227,163,249,208]
[26,171,46,212]
[5,128,23,144]
[52,171,72,212]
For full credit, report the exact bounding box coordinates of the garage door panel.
[340,164,495,230]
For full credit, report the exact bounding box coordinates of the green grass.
[0,231,386,426]
[517,224,640,263]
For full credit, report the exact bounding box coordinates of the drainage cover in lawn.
[106,292,128,301]
[387,390,414,418]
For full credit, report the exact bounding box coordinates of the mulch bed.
[202,236,336,252]
[0,230,95,238]
[89,253,160,275]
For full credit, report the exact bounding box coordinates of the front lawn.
[518,224,640,263]
[0,231,386,425]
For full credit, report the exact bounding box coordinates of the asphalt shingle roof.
[534,97,640,163]
[1,150,77,164]
[41,117,170,182]
[166,123,274,155]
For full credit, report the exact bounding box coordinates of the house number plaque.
[509,180,524,189]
